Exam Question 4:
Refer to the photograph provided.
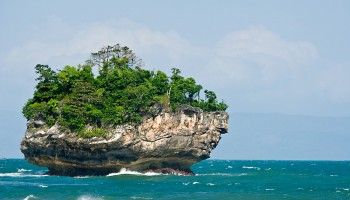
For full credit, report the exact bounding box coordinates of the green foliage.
[79,128,108,138]
[22,44,228,137]
[33,64,59,102]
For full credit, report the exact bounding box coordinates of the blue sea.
[0,159,349,199]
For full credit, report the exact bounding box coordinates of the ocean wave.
[336,188,349,191]
[130,197,153,199]
[0,172,22,177]
[242,166,261,170]
[77,195,104,200]
[196,173,234,176]
[0,172,48,178]
[39,185,48,188]
[74,176,91,179]
[17,168,33,172]
[183,181,216,186]
[197,172,249,177]
[23,194,36,200]
[106,168,161,177]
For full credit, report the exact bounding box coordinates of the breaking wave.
[106,168,161,177]
[23,195,36,200]
[242,166,261,170]
[0,172,48,177]
[77,195,104,200]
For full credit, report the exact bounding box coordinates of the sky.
[1,0,349,159]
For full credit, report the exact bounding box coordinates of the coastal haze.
[1,1,350,160]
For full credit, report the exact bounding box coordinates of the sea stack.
[21,105,228,176]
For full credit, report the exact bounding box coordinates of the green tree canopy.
[23,44,228,137]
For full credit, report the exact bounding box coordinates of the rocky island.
[20,44,229,176]
[21,105,228,176]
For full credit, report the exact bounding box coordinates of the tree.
[151,71,169,95]
[204,90,217,103]
[169,68,204,110]
[33,64,59,102]
[23,44,228,137]
[90,44,143,75]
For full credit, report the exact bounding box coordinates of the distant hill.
[211,112,350,160]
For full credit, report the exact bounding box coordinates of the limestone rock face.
[21,105,228,176]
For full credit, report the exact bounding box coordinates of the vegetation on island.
[22,44,228,137]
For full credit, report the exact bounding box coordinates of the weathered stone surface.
[21,105,228,176]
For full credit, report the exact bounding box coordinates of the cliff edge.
[21,105,228,176]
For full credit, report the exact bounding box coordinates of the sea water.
[0,159,349,199]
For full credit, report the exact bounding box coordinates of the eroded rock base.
[21,105,228,176]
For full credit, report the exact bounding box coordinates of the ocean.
[0,159,349,200]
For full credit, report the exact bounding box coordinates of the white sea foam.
[39,185,48,188]
[226,166,233,169]
[242,166,261,170]
[23,194,36,200]
[265,188,275,191]
[18,168,32,172]
[130,197,153,199]
[198,173,245,177]
[77,195,104,200]
[106,168,161,177]
[265,168,271,171]
[336,188,349,191]
[0,172,21,177]
[196,173,234,177]
[74,176,91,179]
[192,181,200,185]
[206,183,215,186]
[0,172,48,178]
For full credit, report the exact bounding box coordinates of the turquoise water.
[0,159,349,199]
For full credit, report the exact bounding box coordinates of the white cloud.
[216,26,318,63]
[6,18,203,71]
[1,17,204,111]
[2,18,350,116]
[211,26,318,83]
[195,26,350,115]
